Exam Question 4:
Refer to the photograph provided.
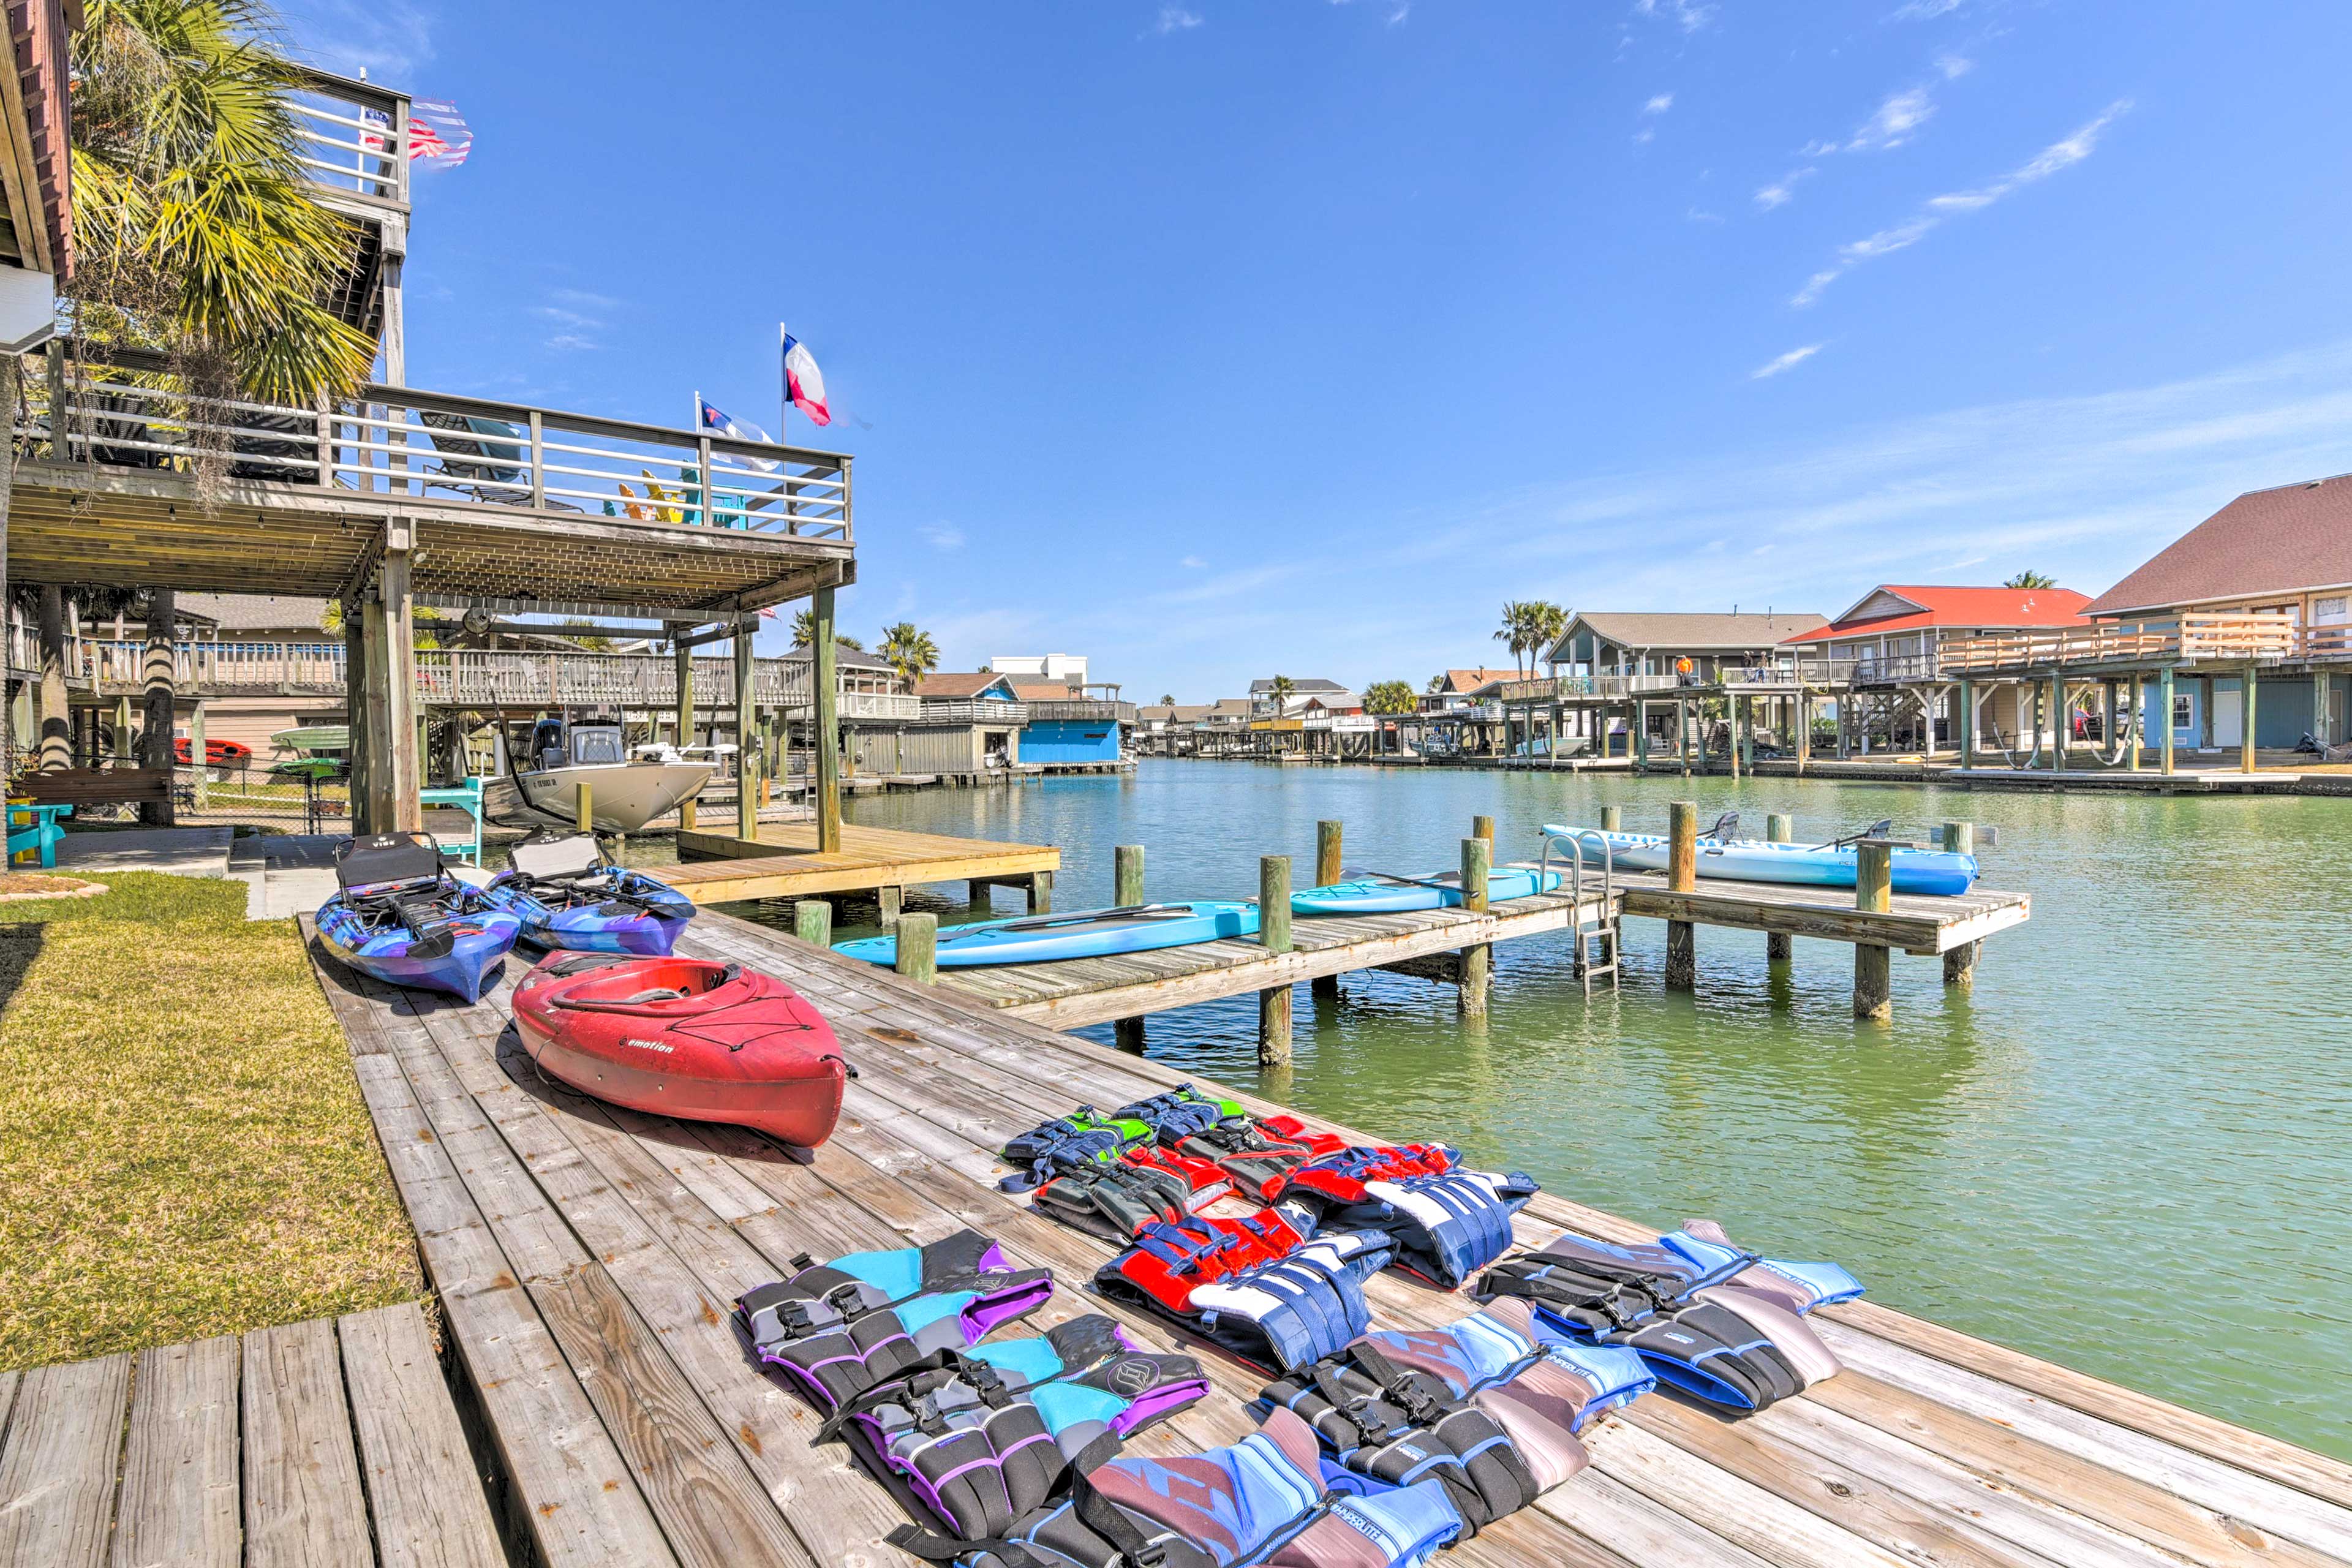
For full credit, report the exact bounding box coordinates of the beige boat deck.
[0,1300,503,1568]
[666,819,1060,906]
[247,907,2352,1568]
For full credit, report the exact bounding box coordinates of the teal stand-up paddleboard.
[1291,865,1564,916]
[834,900,1260,968]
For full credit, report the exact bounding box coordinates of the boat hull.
[511,954,845,1147]
[315,895,521,1001]
[1541,826,1979,897]
[514,763,717,834]
[1292,866,1564,915]
[834,900,1261,967]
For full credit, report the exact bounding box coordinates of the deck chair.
[85,385,170,469]
[418,409,535,505]
[506,832,607,886]
[229,407,318,483]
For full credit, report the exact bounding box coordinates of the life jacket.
[1000,1109,1151,1171]
[1276,1151,1537,1288]
[1093,1212,1392,1374]
[1117,1084,1467,1206]
[1473,1226,1855,1412]
[947,1406,1464,1568]
[813,1316,1208,1557]
[733,1229,1054,1411]
[1031,1145,1233,1240]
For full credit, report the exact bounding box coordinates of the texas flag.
[782,331,831,426]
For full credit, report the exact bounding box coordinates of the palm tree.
[71,1,377,410]
[1267,674,1296,715]
[1494,601,1528,677]
[1526,601,1567,674]
[1427,674,1447,695]
[2003,571,2057,590]
[789,608,863,652]
[1158,693,1175,706]
[1363,680,1416,715]
[876,621,941,687]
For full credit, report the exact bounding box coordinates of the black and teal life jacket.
[733,1229,1053,1411]
[1276,1150,1537,1287]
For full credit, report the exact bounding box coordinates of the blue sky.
[290,1,2352,699]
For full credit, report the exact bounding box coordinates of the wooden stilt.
[672,633,696,829]
[1765,812,1793,962]
[813,584,842,853]
[140,587,178,825]
[1308,824,1340,998]
[1665,800,1696,990]
[1027,869,1053,914]
[1457,834,1490,1017]
[2241,662,2259,775]
[2158,666,2176,775]
[791,900,832,948]
[894,912,937,984]
[1854,839,1894,1020]
[734,621,760,837]
[1598,804,1621,832]
[877,885,902,927]
[35,586,67,771]
[1257,854,1293,1066]
[381,542,421,831]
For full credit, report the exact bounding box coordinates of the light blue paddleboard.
[1542,826,1979,897]
[1291,865,1565,916]
[834,900,1261,968]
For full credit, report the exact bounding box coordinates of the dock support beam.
[1598,805,1621,832]
[877,886,902,927]
[2241,663,2259,776]
[673,633,696,829]
[1854,839,1893,1020]
[1765,813,1793,963]
[1311,823,1342,1001]
[383,541,421,831]
[1027,870,1053,914]
[2158,666,2176,775]
[1665,801,1697,991]
[2047,676,2065,774]
[1939,820,1978,989]
[1955,679,1973,767]
[793,900,832,947]
[1257,855,1293,1067]
[35,586,66,771]
[1117,843,1150,1048]
[734,620,760,837]
[2128,674,2143,770]
[1795,693,1812,775]
[1458,835,1490,1017]
[342,596,369,827]
[140,587,177,825]
[813,583,843,853]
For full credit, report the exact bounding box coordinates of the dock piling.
[1471,814,1494,846]
[1940,822,1979,987]
[1853,839,1894,1020]
[575,781,592,835]
[1258,855,1294,1066]
[1598,805,1621,832]
[1765,813,1794,962]
[792,900,832,948]
[1458,834,1491,1017]
[1116,845,1150,1048]
[1027,870,1053,914]
[894,912,938,984]
[1311,824,1343,1000]
[878,886,902,928]
[1665,801,1697,990]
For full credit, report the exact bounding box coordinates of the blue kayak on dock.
[1542,825,1980,897]
[1291,865,1566,915]
[835,900,1260,968]
[481,833,695,956]
[317,831,521,1002]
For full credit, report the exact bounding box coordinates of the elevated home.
[1519,611,1827,759]
[1248,677,1360,717]
[1785,586,2091,755]
[893,671,1025,777]
[1544,610,1828,683]
[2085,475,2352,751]
[4,59,859,840]
[989,653,1088,685]
[1419,669,1518,714]
[1003,679,1132,766]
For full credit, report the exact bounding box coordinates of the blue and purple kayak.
[1543,826,1979,897]
[316,888,521,1001]
[835,900,1259,968]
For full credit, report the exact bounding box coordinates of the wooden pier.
[236,911,2352,1568]
[667,820,1060,911]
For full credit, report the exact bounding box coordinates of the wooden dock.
[1613,867,2029,956]
[260,909,2352,1568]
[666,819,1060,909]
[0,1300,503,1568]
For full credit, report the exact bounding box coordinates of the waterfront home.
[1008,680,1133,766]
[1419,668,1520,713]
[888,669,1025,775]
[1248,677,1360,717]
[1542,609,1828,683]
[1784,585,2091,752]
[2086,475,2352,749]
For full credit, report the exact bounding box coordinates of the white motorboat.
[502,719,717,834]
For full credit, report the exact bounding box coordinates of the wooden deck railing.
[1024,699,1134,723]
[918,699,1030,725]
[1936,613,2300,673]
[21,340,853,542]
[79,639,349,694]
[413,650,814,709]
[290,68,409,213]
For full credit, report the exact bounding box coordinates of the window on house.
[2316,596,2348,624]
[2172,694,2192,731]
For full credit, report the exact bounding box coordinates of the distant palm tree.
[877,621,941,686]
[790,608,864,652]
[1526,601,1567,673]
[1267,674,1296,715]
[1363,680,1416,715]
[2003,571,2057,590]
[1427,674,1446,695]
[1158,693,1175,706]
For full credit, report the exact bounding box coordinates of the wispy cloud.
[544,334,597,353]
[1936,53,1973,79]
[1687,206,1726,224]
[533,306,599,330]
[551,288,619,311]
[1330,0,1411,23]
[1643,92,1675,115]
[285,0,435,81]
[1892,0,1964,17]
[1152,563,1303,607]
[1151,5,1201,35]
[1793,101,2130,306]
[1752,345,1823,379]
[1179,556,1208,569]
[919,524,967,552]
[1755,168,1814,210]
[1845,86,1936,151]
[1633,0,1716,34]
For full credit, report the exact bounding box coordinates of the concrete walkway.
[227,833,343,920]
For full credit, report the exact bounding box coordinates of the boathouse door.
[2213,687,2244,749]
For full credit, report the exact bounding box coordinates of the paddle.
[1810,817,1895,852]
[1335,865,1464,892]
[935,903,1201,943]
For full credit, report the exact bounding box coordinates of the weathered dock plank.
[664,820,1057,905]
[241,1318,374,1568]
[1612,867,2029,956]
[111,1336,241,1568]
[0,1354,131,1568]
[338,1301,506,1568]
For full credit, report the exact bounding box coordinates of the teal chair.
[7,802,72,869]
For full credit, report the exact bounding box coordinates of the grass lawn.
[0,873,420,1370]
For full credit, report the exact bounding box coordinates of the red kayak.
[175,737,252,767]
[511,952,846,1148]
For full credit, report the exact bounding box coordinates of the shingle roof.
[1007,680,1078,702]
[2083,474,2352,616]
[917,671,1019,699]
[175,593,335,633]
[1436,668,1520,693]
[1557,611,1828,652]
[1248,677,1348,694]
[1785,586,2090,643]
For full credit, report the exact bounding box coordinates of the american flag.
[407,99,473,167]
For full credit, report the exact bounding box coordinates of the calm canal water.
[724,760,2352,1460]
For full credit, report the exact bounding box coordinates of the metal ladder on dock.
[1540,830,1619,997]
